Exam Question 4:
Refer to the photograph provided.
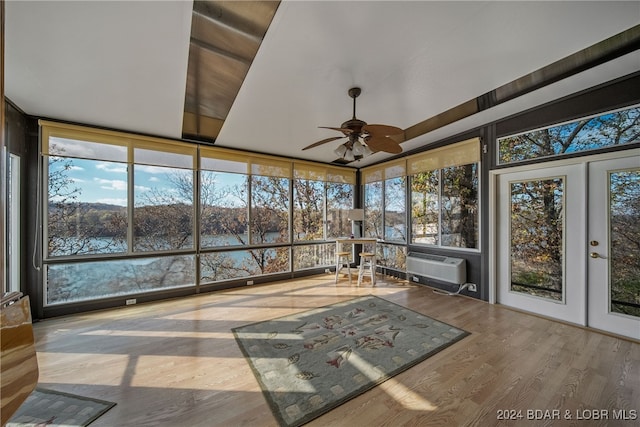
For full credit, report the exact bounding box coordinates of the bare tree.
[47,156,126,256]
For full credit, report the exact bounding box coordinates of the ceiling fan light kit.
[303,87,404,163]
[334,144,347,157]
[352,139,365,156]
[344,148,355,162]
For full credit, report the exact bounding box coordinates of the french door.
[496,163,586,325]
[587,156,639,339]
[495,151,640,339]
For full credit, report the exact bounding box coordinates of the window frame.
[497,104,640,166]
[362,138,481,253]
[39,121,356,304]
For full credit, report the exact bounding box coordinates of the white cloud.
[68,165,85,171]
[95,178,127,191]
[96,162,127,174]
[135,165,167,174]
[70,177,86,183]
[135,185,151,192]
[148,176,160,182]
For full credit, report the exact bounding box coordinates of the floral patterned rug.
[7,388,116,426]
[232,295,469,427]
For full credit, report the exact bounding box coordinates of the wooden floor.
[31,275,639,426]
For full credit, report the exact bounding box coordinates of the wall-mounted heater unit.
[406,252,466,285]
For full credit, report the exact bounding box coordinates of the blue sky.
[50,157,161,206]
[49,157,246,207]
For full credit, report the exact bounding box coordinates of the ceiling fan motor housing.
[341,118,367,135]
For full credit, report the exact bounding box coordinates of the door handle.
[590,252,607,259]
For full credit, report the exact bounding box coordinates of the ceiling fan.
[302,87,404,161]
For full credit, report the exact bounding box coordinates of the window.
[200,149,250,248]
[200,171,249,247]
[249,157,291,246]
[133,164,194,252]
[133,144,195,252]
[385,176,406,242]
[200,248,290,282]
[293,244,335,271]
[293,178,325,241]
[40,122,355,306]
[46,143,128,257]
[362,142,480,252]
[291,164,355,270]
[441,164,478,248]
[293,163,356,241]
[498,105,640,164]
[376,243,407,271]
[251,175,290,245]
[46,255,195,304]
[364,181,383,239]
[410,170,439,245]
[363,159,407,242]
[42,122,198,305]
[326,182,354,238]
[408,138,480,250]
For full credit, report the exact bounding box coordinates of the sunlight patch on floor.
[36,352,130,386]
[349,352,438,411]
[131,355,261,390]
[80,329,234,339]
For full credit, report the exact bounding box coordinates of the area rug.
[7,388,116,426]
[232,295,469,426]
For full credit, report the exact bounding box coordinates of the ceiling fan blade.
[302,136,345,151]
[362,124,403,137]
[365,136,403,154]
[319,126,354,135]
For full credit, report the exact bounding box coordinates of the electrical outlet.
[468,283,477,292]
[412,276,420,283]
[247,280,254,285]
[125,298,136,305]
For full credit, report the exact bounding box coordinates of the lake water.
[45,232,322,306]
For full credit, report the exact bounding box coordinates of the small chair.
[358,252,376,286]
[334,251,352,285]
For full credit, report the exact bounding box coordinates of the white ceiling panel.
[5,0,193,138]
[5,1,639,165]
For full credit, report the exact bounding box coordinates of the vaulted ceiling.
[5,1,640,167]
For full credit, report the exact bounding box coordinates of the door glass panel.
[510,178,564,301]
[609,169,640,318]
